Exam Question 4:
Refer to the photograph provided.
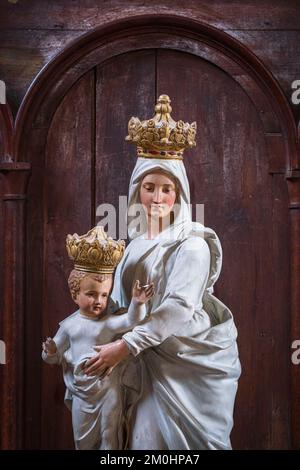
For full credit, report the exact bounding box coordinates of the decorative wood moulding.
[286,170,300,179]
[0,108,31,451]
[12,14,299,170]
[286,169,300,210]
[0,103,14,162]
[0,103,31,198]
[0,162,31,199]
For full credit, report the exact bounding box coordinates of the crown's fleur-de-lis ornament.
[66,226,125,274]
[125,94,197,160]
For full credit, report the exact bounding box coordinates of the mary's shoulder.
[180,234,209,251]
[176,235,210,261]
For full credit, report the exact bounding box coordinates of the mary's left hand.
[84,339,130,376]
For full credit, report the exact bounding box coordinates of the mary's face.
[140,172,177,220]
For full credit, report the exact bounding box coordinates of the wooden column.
[0,162,31,449]
[286,169,300,449]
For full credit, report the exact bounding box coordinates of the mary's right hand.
[84,339,130,376]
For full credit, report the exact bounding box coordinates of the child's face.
[75,275,113,318]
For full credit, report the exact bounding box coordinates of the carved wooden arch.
[1,15,300,449]
[14,15,298,170]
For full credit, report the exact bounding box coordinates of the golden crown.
[66,226,125,274]
[125,94,197,160]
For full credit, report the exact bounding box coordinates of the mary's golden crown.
[125,95,197,160]
[66,226,125,274]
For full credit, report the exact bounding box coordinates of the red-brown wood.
[0,163,31,449]
[0,104,15,391]
[13,16,297,168]
[0,104,14,161]
[271,174,291,448]
[156,48,291,448]
[1,1,300,123]
[286,171,300,449]
[1,0,300,31]
[39,71,94,449]
[95,50,156,238]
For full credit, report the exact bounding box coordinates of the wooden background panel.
[270,173,290,448]
[156,48,290,448]
[229,30,300,123]
[1,0,299,30]
[24,128,48,449]
[0,1,294,449]
[95,50,156,240]
[0,1,299,122]
[0,30,79,118]
[0,193,3,441]
[0,184,3,360]
[0,106,8,349]
[39,70,94,449]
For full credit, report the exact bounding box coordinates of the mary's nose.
[153,188,163,203]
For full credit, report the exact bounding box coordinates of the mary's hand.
[84,339,130,376]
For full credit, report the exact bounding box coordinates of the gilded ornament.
[66,226,125,274]
[125,94,197,160]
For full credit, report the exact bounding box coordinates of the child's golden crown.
[125,94,197,160]
[66,226,125,274]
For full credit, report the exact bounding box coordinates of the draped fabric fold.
[110,157,241,450]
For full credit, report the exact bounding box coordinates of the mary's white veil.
[126,157,222,293]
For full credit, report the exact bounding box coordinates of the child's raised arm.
[132,280,154,307]
[106,280,154,333]
[42,326,70,365]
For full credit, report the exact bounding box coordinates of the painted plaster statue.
[85,95,241,450]
[42,226,154,450]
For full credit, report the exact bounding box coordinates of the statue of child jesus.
[42,226,154,450]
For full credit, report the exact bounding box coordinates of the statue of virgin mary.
[86,95,241,450]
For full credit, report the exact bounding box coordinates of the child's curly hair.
[68,269,111,300]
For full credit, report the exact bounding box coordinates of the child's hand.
[42,337,57,355]
[132,280,154,305]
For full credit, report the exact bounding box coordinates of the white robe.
[110,157,241,450]
[42,301,146,450]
